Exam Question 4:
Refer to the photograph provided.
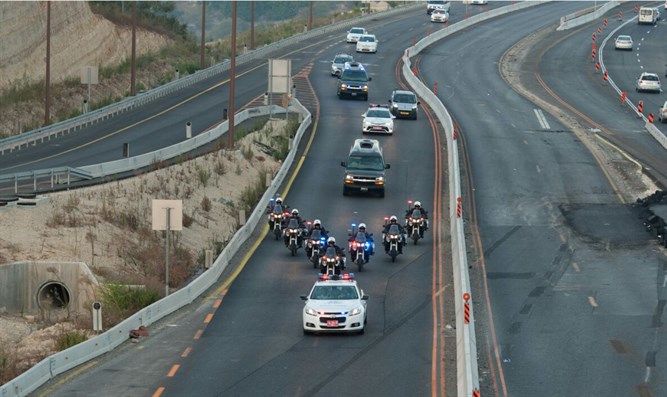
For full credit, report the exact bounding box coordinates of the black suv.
[337,62,372,101]
[341,139,390,197]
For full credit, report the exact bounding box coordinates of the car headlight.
[349,307,362,316]
[305,307,318,316]
[345,174,354,181]
[412,104,418,109]
[376,176,384,182]
[341,83,348,88]
[362,85,368,92]
[392,103,398,109]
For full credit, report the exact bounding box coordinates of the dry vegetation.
[0,118,299,384]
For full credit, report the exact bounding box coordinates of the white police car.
[301,273,368,335]
[362,104,395,134]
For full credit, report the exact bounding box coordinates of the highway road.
[37,3,462,397]
[26,2,667,397]
[417,2,667,396]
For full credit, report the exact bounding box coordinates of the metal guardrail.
[401,2,542,396]
[0,167,93,194]
[0,3,419,156]
[0,98,312,397]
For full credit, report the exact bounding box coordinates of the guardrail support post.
[186,122,192,139]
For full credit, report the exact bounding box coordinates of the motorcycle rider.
[305,219,328,258]
[349,223,374,258]
[267,196,289,229]
[405,200,429,237]
[324,236,346,270]
[284,208,305,248]
[382,215,407,254]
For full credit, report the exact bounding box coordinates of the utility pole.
[200,1,206,69]
[227,1,237,149]
[130,0,137,96]
[308,1,313,31]
[45,1,51,125]
[250,1,255,50]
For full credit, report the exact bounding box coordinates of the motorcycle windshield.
[389,224,400,235]
[325,247,337,258]
[310,229,322,240]
[411,209,421,218]
[355,232,367,243]
[287,219,299,229]
[272,204,283,214]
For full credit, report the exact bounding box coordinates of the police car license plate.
[327,319,339,326]
[361,187,368,192]
[400,111,409,115]
[372,126,383,131]
[351,92,358,96]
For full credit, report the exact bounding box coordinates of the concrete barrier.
[557,1,620,31]
[401,2,542,395]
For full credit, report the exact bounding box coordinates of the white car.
[430,9,449,23]
[346,27,367,43]
[301,274,368,335]
[636,72,662,93]
[362,105,395,134]
[659,101,667,123]
[614,35,633,51]
[356,34,378,53]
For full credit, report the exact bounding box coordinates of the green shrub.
[56,330,88,351]
[100,284,161,318]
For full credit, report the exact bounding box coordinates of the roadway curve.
[37,4,477,397]
[417,2,667,396]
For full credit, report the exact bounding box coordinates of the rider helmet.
[291,209,299,216]
[327,236,336,245]
[359,223,367,231]
[414,201,421,208]
[313,219,321,227]
[390,215,398,223]
[275,197,283,205]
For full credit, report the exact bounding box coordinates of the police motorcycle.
[305,224,327,268]
[406,200,426,245]
[320,246,345,276]
[267,196,288,240]
[284,217,303,256]
[348,223,373,272]
[382,216,405,263]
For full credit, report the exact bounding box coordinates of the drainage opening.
[37,281,71,309]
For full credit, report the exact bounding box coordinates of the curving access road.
[417,2,667,396]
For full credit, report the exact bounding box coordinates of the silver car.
[331,54,354,77]
[614,35,633,51]
[636,72,662,93]
[389,90,420,120]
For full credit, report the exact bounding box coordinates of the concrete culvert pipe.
[37,281,71,309]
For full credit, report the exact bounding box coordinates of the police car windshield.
[350,28,365,34]
[359,36,375,42]
[366,109,390,118]
[342,70,368,82]
[310,285,359,300]
[347,155,384,171]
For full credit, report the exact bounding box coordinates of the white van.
[638,6,658,25]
